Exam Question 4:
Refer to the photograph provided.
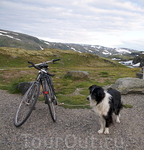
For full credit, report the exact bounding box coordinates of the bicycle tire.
[14,81,40,127]
[43,77,57,122]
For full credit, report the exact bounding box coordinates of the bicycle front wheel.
[43,77,57,122]
[14,82,40,127]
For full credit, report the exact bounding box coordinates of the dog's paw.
[98,129,104,134]
[104,128,109,134]
[116,115,120,123]
[116,117,120,123]
[116,119,120,123]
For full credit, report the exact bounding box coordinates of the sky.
[0,0,144,51]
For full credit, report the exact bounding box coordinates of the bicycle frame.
[35,68,54,95]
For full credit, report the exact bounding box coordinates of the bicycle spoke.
[14,82,40,127]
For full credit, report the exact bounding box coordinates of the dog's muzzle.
[87,96,90,101]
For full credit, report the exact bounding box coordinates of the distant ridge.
[0,29,142,58]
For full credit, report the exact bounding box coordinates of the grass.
[0,66,138,108]
[123,104,133,108]
[0,47,140,108]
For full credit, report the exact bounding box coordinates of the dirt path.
[0,90,144,150]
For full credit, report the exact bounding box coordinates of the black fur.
[89,85,105,105]
[107,88,123,115]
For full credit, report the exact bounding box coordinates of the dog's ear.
[97,87,103,96]
[88,85,97,91]
[88,86,92,90]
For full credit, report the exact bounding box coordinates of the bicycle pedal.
[53,100,58,105]
[33,106,36,110]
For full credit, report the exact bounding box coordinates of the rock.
[136,72,143,79]
[68,88,84,96]
[64,71,89,80]
[109,77,144,94]
[17,82,34,95]
[133,54,144,67]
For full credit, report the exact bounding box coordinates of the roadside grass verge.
[0,66,139,108]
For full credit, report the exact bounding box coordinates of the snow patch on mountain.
[115,48,131,54]
[0,30,21,41]
[102,50,112,55]
[1,34,21,41]
[0,30,7,34]
[44,41,50,45]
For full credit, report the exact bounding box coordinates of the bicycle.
[14,59,60,127]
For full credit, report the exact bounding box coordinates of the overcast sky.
[0,0,144,51]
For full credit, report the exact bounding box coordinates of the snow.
[1,34,21,41]
[0,30,7,34]
[120,60,133,65]
[71,47,76,51]
[116,48,131,54]
[102,50,111,55]
[132,63,140,67]
[91,45,96,48]
[96,46,102,49]
[40,46,44,50]
[91,45,101,49]
[44,42,50,45]
[88,50,93,52]
[71,47,81,53]
[119,60,140,68]
[15,38,21,41]
[112,58,121,60]
[3,34,14,38]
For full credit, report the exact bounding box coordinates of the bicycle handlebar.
[28,61,40,70]
[51,59,61,63]
[28,59,60,70]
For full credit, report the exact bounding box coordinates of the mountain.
[133,54,144,67]
[0,29,143,58]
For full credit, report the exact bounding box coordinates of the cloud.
[0,0,144,50]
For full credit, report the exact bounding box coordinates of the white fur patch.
[116,114,120,123]
[90,91,111,117]
[104,128,109,134]
[89,91,112,134]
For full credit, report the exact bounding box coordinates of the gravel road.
[0,90,144,150]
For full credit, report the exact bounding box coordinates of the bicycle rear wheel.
[14,81,40,127]
[43,77,57,122]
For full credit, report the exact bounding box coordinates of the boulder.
[64,71,89,80]
[133,54,144,67]
[136,72,143,79]
[109,77,144,94]
[17,82,33,95]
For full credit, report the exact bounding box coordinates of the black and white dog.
[87,85,123,134]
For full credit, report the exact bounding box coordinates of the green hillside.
[0,47,139,108]
[0,47,121,68]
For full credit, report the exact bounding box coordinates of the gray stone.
[136,72,143,79]
[109,77,144,94]
[64,71,89,80]
[17,82,34,95]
